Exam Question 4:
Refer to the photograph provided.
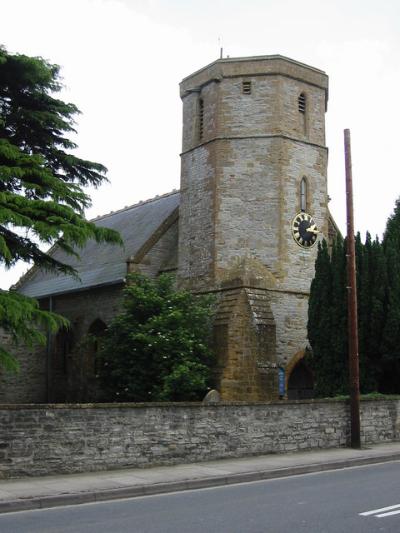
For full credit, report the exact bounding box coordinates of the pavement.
[0,442,399,514]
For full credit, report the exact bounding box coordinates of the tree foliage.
[97,273,215,402]
[0,46,121,369]
[381,199,400,392]
[307,238,348,396]
[0,290,67,371]
[308,200,400,396]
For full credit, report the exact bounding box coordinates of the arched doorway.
[287,359,314,400]
[285,349,314,400]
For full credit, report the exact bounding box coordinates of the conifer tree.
[356,231,369,390]
[308,233,388,397]
[358,233,386,391]
[308,237,348,397]
[308,197,400,397]
[307,240,334,396]
[368,236,387,388]
[328,235,348,394]
[381,200,400,392]
[0,46,121,370]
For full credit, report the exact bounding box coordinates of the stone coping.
[0,397,398,410]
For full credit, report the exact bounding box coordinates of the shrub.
[97,273,215,402]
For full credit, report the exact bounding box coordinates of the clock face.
[291,212,319,248]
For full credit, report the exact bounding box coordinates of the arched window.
[54,326,74,375]
[198,98,204,141]
[88,319,107,374]
[88,318,107,339]
[300,177,307,211]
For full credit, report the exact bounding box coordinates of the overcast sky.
[2,0,400,288]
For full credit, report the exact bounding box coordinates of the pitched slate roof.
[16,191,180,299]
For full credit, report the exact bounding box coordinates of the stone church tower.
[2,54,334,405]
[178,55,330,401]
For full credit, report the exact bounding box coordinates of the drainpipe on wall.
[46,295,53,403]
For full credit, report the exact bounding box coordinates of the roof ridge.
[90,189,180,222]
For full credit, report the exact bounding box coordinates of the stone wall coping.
[0,397,398,410]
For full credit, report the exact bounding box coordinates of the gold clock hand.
[306,226,319,234]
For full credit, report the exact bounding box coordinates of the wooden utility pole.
[344,129,361,449]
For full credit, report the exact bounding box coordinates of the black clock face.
[291,212,318,248]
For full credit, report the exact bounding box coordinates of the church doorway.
[287,359,314,400]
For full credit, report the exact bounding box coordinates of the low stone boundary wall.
[0,399,399,479]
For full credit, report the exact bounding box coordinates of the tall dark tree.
[358,233,386,391]
[329,235,348,394]
[0,46,121,369]
[307,239,335,396]
[309,232,392,397]
[381,200,400,392]
[356,231,369,390]
[308,196,400,396]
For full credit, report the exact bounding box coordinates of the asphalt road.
[1,461,399,533]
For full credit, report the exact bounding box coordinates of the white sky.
[1,0,400,288]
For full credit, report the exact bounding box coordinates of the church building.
[1,55,337,404]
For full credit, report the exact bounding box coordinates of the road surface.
[0,461,399,532]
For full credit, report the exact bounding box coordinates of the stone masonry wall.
[0,399,399,479]
[213,137,327,291]
[0,331,47,404]
[178,143,217,291]
[269,289,309,368]
[213,287,278,401]
[138,219,179,278]
[46,284,124,403]
[0,284,124,404]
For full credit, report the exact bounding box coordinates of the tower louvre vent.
[242,81,252,95]
[199,98,204,140]
[298,93,306,113]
